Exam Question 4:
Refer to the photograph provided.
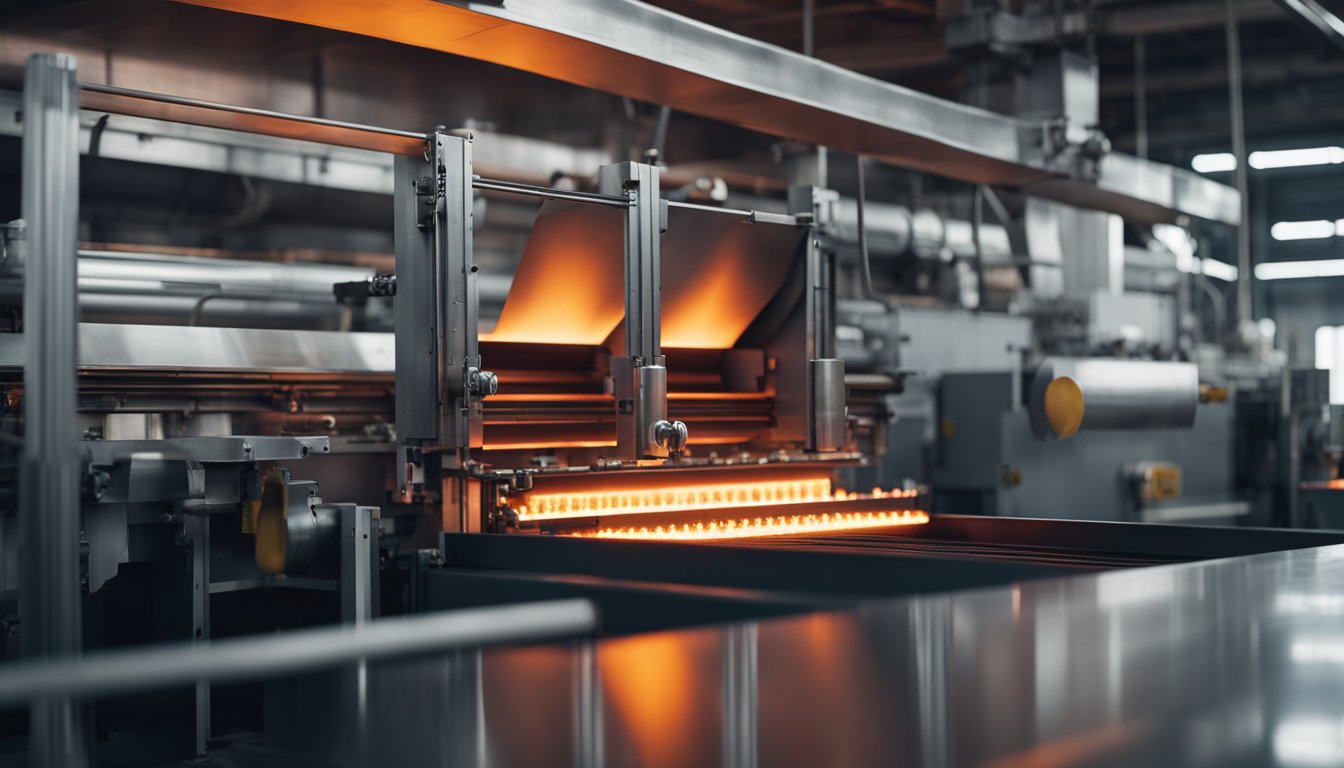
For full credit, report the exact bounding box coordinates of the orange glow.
[1327,479,1344,489]
[568,509,929,541]
[598,632,705,767]
[483,439,616,451]
[483,202,625,345]
[519,477,835,521]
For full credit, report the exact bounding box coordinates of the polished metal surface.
[300,541,1344,767]
[182,0,1240,224]
[810,358,847,453]
[0,323,394,374]
[0,599,598,708]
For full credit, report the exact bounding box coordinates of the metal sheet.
[274,536,1344,767]
[486,202,802,349]
[179,0,1240,223]
[484,201,626,346]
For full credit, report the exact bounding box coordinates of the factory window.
[1315,326,1344,404]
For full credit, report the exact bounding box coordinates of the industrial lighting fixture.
[1251,146,1344,169]
[1191,153,1236,173]
[1191,146,1344,173]
[1177,256,1238,282]
[1269,220,1343,242]
[1255,259,1344,280]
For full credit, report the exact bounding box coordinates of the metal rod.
[972,185,986,313]
[0,600,598,708]
[78,82,426,155]
[1134,34,1148,161]
[1226,0,1252,325]
[472,177,629,208]
[20,52,87,767]
[802,0,828,189]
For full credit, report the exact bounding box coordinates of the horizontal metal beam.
[79,82,427,155]
[1273,0,1344,51]
[1025,153,1241,226]
[177,0,1239,224]
[0,324,395,375]
[0,600,597,708]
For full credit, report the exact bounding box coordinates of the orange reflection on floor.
[569,509,929,541]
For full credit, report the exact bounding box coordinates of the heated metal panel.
[486,201,803,349]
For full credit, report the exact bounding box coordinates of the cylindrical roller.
[828,200,911,256]
[635,364,671,458]
[1028,358,1199,441]
[909,209,946,261]
[811,358,847,452]
[255,473,339,574]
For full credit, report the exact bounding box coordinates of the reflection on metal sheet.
[659,207,801,349]
[485,201,626,345]
[485,202,801,349]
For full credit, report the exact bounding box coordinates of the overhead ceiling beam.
[175,0,1239,224]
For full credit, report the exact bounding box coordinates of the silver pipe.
[472,177,629,208]
[77,250,374,298]
[0,600,597,708]
[20,52,87,766]
[79,82,425,143]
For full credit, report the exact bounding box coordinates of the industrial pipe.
[0,600,598,708]
[1028,357,1199,441]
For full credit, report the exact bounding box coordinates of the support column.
[19,51,87,766]
[601,162,686,460]
[1227,0,1252,326]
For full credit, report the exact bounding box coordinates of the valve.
[653,419,689,457]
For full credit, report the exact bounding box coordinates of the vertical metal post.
[19,51,87,767]
[395,131,487,528]
[790,186,846,452]
[1133,35,1147,161]
[339,505,377,762]
[802,0,827,188]
[393,131,479,450]
[602,161,661,364]
[601,162,684,460]
[1226,0,1252,326]
[186,514,211,756]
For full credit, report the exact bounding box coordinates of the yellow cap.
[1044,376,1085,439]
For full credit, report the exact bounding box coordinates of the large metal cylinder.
[810,358,847,452]
[1028,358,1198,441]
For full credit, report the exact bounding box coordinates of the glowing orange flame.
[567,509,929,541]
[518,477,837,521]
